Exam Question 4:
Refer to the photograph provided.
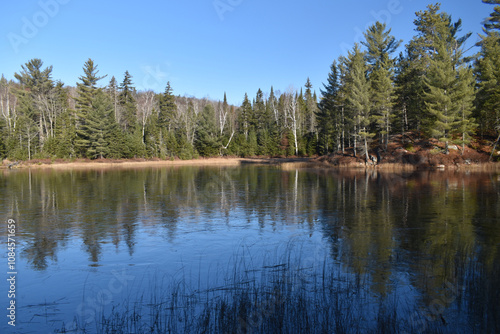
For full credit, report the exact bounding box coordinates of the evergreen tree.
[74,58,107,156]
[86,90,114,159]
[423,41,460,152]
[195,103,220,156]
[344,44,372,161]
[454,66,476,153]
[106,76,119,120]
[265,86,281,155]
[45,81,74,157]
[304,79,317,132]
[238,93,252,140]
[14,58,54,149]
[476,1,500,137]
[362,22,401,150]
[317,61,340,155]
[118,71,137,133]
[303,78,318,155]
[417,5,476,153]
[159,81,177,131]
[252,88,266,130]
[483,0,500,31]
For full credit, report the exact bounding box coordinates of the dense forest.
[1,2,500,161]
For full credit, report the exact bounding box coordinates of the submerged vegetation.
[1,2,500,163]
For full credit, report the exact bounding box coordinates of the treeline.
[1,2,499,161]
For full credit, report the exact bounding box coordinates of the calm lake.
[1,165,499,333]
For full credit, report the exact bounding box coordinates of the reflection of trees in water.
[2,167,500,327]
[315,170,500,330]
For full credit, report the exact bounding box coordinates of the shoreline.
[2,156,499,171]
[1,157,258,170]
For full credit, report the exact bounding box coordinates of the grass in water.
[55,244,466,334]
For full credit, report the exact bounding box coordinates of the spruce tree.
[265,86,281,155]
[106,76,119,120]
[86,90,113,159]
[239,93,252,140]
[317,61,340,155]
[159,81,177,132]
[118,71,137,133]
[195,103,220,156]
[74,58,107,157]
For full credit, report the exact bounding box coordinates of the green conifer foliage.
[118,71,137,133]
[159,81,177,131]
[483,0,500,31]
[74,59,107,157]
[363,22,401,150]
[344,44,373,161]
[195,104,220,157]
[476,1,500,136]
[317,62,340,155]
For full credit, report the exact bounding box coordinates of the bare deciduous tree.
[0,78,18,135]
[136,91,157,144]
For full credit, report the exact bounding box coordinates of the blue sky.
[0,0,494,105]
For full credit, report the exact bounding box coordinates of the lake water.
[0,165,499,333]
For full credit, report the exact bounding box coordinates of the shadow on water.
[0,167,499,333]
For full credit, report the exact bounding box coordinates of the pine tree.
[483,0,500,31]
[362,22,401,150]
[45,81,74,157]
[14,58,54,149]
[423,41,459,152]
[454,66,476,153]
[476,1,500,137]
[344,44,372,161]
[417,5,475,153]
[397,4,456,132]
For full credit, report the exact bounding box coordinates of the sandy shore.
[2,157,305,170]
[3,157,499,171]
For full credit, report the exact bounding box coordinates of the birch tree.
[136,91,156,145]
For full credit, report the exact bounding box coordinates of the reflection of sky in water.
[0,167,499,333]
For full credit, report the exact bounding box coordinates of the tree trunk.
[490,133,500,161]
[364,131,369,164]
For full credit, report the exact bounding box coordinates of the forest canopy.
[1,2,499,161]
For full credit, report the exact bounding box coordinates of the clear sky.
[0,0,494,105]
